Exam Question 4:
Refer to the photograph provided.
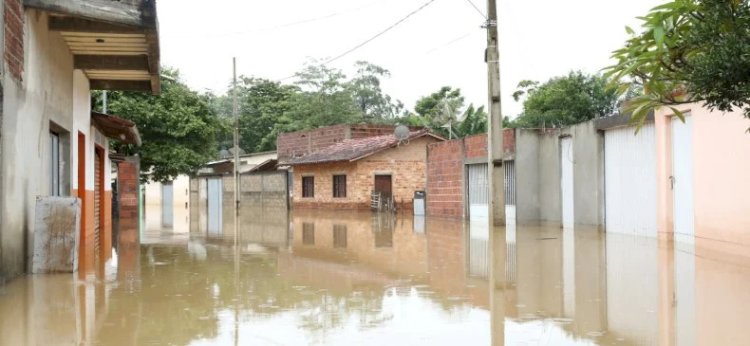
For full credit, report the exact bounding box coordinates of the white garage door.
[604,123,657,236]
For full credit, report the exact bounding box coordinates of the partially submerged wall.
[515,122,604,227]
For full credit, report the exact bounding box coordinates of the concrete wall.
[1,10,112,280]
[515,122,604,227]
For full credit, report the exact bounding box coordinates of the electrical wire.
[323,0,438,65]
[462,0,486,19]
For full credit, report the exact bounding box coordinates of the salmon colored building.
[654,104,750,254]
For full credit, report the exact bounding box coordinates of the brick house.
[285,130,444,210]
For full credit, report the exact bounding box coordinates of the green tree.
[349,61,404,120]
[413,86,465,136]
[233,78,297,152]
[456,104,488,137]
[282,61,363,131]
[93,69,224,183]
[605,0,750,123]
[512,71,618,128]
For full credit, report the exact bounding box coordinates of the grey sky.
[158,0,661,118]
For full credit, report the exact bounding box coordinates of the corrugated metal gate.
[604,123,657,236]
[467,163,489,220]
[561,137,574,229]
[504,160,516,205]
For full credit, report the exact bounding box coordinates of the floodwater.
[1,207,750,345]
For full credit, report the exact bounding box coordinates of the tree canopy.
[605,0,750,123]
[93,69,224,183]
[510,71,619,128]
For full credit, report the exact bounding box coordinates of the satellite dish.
[394,125,410,140]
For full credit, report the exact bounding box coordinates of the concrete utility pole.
[485,0,505,225]
[486,0,506,345]
[232,58,240,241]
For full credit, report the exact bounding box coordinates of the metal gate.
[207,178,222,236]
[467,163,489,220]
[504,160,516,206]
[162,182,174,228]
[604,124,657,236]
[561,137,574,229]
[672,115,695,242]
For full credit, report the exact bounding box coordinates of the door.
[374,175,392,197]
[162,182,174,228]
[604,124,657,236]
[560,137,574,229]
[671,115,695,242]
[207,177,223,236]
[467,163,489,277]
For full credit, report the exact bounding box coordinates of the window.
[302,176,315,198]
[333,175,347,198]
[302,222,315,245]
[50,131,61,196]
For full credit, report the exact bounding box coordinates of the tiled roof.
[285,130,443,165]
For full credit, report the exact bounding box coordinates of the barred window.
[333,175,347,198]
[302,176,314,198]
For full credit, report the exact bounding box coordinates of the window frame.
[332,174,347,198]
[302,176,315,198]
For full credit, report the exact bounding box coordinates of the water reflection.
[1,206,750,345]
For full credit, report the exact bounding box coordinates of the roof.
[25,0,161,94]
[285,130,444,165]
[91,111,141,146]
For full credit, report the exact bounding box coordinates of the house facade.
[0,0,160,281]
[286,130,443,210]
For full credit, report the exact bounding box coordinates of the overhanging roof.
[91,111,141,146]
[25,0,161,94]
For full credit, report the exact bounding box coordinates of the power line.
[323,0,438,65]
[463,0,486,19]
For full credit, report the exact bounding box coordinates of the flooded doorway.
[161,182,173,228]
[207,177,222,236]
[561,137,574,229]
[374,174,392,197]
[672,115,695,242]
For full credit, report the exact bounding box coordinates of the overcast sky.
[157,0,661,118]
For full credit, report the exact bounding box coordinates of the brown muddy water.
[1,208,750,345]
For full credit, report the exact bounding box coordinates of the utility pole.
[102,90,108,113]
[232,58,240,243]
[486,0,506,345]
[486,0,505,226]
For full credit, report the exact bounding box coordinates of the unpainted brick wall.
[276,124,407,161]
[426,140,464,218]
[4,0,24,81]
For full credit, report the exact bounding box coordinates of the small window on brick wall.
[333,175,347,198]
[302,176,315,198]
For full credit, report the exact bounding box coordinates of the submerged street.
[1,207,749,345]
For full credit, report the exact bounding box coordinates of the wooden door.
[374,175,392,197]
